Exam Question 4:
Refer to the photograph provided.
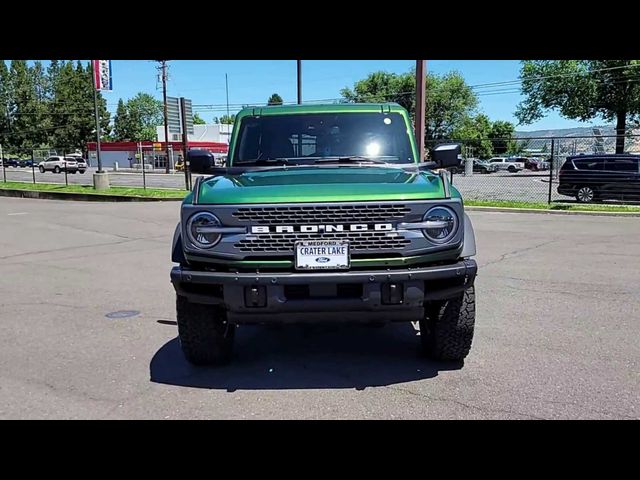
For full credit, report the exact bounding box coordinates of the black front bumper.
[171,259,477,324]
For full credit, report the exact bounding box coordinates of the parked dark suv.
[558,154,640,203]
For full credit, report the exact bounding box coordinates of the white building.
[156,123,232,143]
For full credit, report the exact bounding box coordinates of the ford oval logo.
[315,257,331,263]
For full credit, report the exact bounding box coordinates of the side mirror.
[187,149,216,174]
[431,143,462,169]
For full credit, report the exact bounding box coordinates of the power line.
[469,62,640,90]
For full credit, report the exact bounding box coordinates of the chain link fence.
[429,134,640,205]
[0,145,212,191]
[3,134,639,204]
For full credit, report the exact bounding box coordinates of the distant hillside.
[515,126,614,138]
[515,125,640,153]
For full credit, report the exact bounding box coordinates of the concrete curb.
[466,205,640,217]
[0,188,184,202]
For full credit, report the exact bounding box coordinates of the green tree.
[113,99,130,140]
[507,138,530,156]
[49,61,110,151]
[214,114,235,124]
[29,61,51,147]
[341,71,415,115]
[267,93,283,105]
[516,60,640,154]
[341,70,478,142]
[6,60,37,151]
[0,61,11,150]
[113,93,162,141]
[193,112,206,124]
[451,114,494,159]
[488,120,516,155]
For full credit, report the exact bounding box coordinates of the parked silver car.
[38,156,80,174]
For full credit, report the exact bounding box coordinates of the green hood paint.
[186,103,460,205]
[196,167,457,204]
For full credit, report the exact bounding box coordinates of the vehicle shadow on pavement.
[149,323,462,391]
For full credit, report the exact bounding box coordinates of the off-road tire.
[176,295,235,365]
[420,286,475,361]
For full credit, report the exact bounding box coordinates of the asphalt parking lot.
[0,197,638,419]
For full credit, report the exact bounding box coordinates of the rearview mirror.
[187,149,216,174]
[431,143,461,169]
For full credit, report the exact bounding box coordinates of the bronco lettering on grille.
[250,224,393,234]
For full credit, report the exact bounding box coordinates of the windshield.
[232,112,415,165]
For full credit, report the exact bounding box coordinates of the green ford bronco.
[170,103,477,365]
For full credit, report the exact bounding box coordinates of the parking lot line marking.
[7,212,28,216]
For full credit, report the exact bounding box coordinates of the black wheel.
[39,166,45,173]
[79,170,86,174]
[508,166,516,173]
[420,286,475,361]
[576,186,596,203]
[176,295,235,365]
[53,166,61,174]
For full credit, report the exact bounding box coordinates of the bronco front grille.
[232,204,411,225]
[235,231,410,253]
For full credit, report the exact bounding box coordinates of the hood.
[195,166,452,204]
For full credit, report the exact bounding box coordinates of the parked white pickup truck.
[489,157,525,173]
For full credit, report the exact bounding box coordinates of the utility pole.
[159,60,171,173]
[415,60,427,162]
[180,97,191,191]
[1,143,5,182]
[297,60,302,104]
[225,73,230,143]
[91,60,109,190]
[92,66,103,173]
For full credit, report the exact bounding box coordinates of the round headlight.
[423,206,458,243]
[187,212,222,249]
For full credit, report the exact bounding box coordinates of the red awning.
[86,141,228,153]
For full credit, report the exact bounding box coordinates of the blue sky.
[14,60,607,131]
[105,60,602,131]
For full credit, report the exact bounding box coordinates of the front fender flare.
[461,213,476,258]
[171,223,188,265]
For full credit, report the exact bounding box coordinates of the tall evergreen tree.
[29,61,51,147]
[113,98,130,140]
[0,61,11,150]
[7,60,38,151]
[50,61,110,151]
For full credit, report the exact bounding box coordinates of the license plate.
[295,240,350,270]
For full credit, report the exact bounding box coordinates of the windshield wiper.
[313,156,396,165]
[238,157,291,166]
